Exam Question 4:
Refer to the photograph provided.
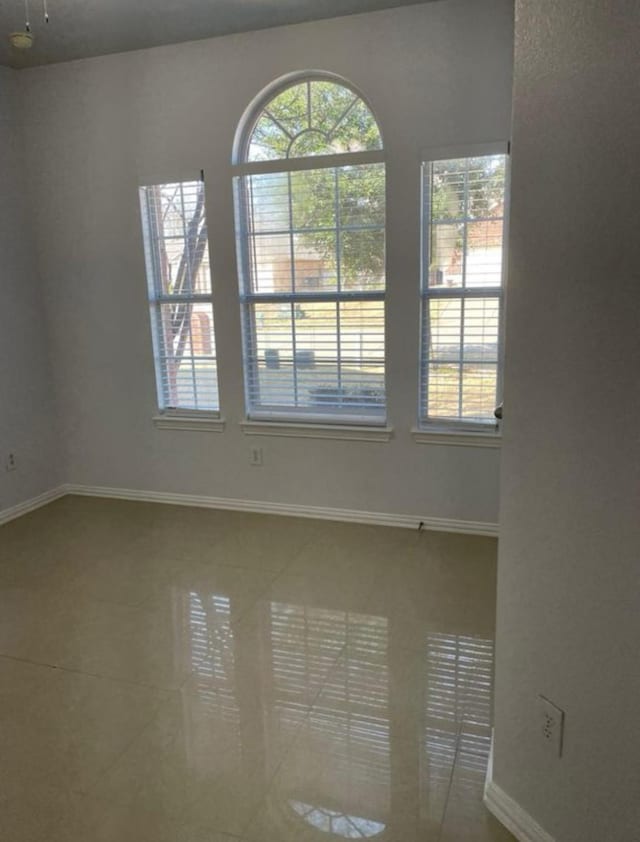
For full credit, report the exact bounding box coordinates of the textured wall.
[18,1,514,524]
[493,2,640,839]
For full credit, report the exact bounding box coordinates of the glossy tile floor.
[0,496,514,842]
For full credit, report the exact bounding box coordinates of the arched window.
[233,74,386,424]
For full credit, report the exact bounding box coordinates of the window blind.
[139,179,219,413]
[420,154,507,427]
[234,77,386,424]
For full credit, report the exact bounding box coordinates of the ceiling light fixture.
[8,0,49,50]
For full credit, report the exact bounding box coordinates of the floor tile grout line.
[76,688,179,801]
[436,715,466,842]
[0,650,182,695]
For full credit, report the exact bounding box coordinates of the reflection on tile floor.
[0,496,514,841]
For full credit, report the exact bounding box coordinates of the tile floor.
[0,496,514,841]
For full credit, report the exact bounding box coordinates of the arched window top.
[241,76,383,163]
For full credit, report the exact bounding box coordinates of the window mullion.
[291,300,299,407]
[335,167,342,399]
[240,291,384,305]
[154,294,213,304]
[234,149,385,177]
[458,163,470,420]
[336,301,342,398]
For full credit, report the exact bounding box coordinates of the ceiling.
[0,0,433,69]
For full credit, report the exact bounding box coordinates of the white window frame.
[417,142,510,437]
[139,175,222,427]
[232,74,387,428]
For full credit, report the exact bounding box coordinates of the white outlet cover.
[538,694,565,757]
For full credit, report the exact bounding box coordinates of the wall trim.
[241,420,393,442]
[484,739,556,842]
[411,427,501,448]
[62,484,498,536]
[153,414,226,432]
[0,486,67,526]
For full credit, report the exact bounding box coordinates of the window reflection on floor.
[284,610,390,835]
[423,632,494,834]
[289,799,386,838]
[183,587,494,840]
[183,593,241,774]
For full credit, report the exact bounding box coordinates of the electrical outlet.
[5,452,17,472]
[539,694,565,757]
[249,446,263,467]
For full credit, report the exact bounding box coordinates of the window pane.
[430,164,465,222]
[141,181,211,296]
[247,172,290,233]
[425,155,506,290]
[247,79,382,162]
[462,298,499,366]
[339,165,385,227]
[465,220,505,288]
[139,180,219,413]
[265,82,308,138]
[291,169,336,231]
[461,365,498,421]
[247,300,385,416]
[461,297,499,421]
[249,302,295,407]
[427,363,461,420]
[431,157,505,221]
[293,233,337,292]
[294,302,340,405]
[331,97,383,153]
[248,114,291,161]
[466,157,505,218]
[428,223,464,288]
[340,229,385,292]
[251,234,293,294]
[310,81,358,135]
[155,302,218,411]
[339,301,385,409]
[428,298,462,363]
[423,296,499,422]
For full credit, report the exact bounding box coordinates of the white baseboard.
[0,486,67,526]
[62,483,498,536]
[484,740,556,842]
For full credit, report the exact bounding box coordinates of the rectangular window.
[139,179,219,413]
[419,152,507,428]
[235,162,386,424]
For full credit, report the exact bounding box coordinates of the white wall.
[0,67,62,513]
[20,0,514,525]
[493,1,640,839]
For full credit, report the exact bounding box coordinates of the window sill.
[241,420,394,442]
[411,427,501,448]
[153,413,226,433]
